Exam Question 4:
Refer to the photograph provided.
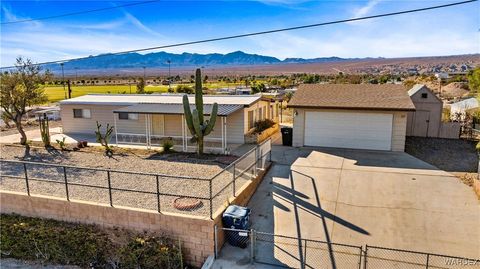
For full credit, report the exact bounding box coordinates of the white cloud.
[0,0,477,67]
[353,0,382,18]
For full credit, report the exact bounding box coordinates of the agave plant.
[182,68,218,155]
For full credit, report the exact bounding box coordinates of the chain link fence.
[0,139,272,219]
[216,228,479,269]
[364,245,480,269]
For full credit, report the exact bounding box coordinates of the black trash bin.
[222,205,251,248]
[281,127,293,146]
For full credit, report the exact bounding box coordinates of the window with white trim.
[118,113,139,120]
[248,110,254,129]
[73,109,91,119]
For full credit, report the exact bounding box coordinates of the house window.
[421,93,428,98]
[73,109,91,119]
[248,110,254,129]
[118,113,138,120]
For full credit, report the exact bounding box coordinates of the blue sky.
[1,0,478,66]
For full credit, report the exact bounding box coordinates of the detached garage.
[289,84,415,151]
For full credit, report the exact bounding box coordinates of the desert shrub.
[55,137,67,150]
[254,119,275,134]
[175,85,194,94]
[0,214,113,267]
[162,138,175,152]
[1,214,185,268]
[119,235,183,269]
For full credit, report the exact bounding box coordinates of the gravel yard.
[0,145,256,217]
[405,137,478,173]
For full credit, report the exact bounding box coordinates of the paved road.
[214,146,480,268]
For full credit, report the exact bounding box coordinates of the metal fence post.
[23,163,30,196]
[250,229,255,264]
[232,163,236,197]
[426,253,430,269]
[156,175,160,213]
[107,170,113,207]
[364,245,368,269]
[358,247,363,269]
[209,179,213,219]
[254,147,258,177]
[303,239,308,269]
[214,224,218,258]
[63,166,69,201]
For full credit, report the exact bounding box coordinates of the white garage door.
[304,111,393,150]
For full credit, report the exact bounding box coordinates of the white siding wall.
[292,108,408,151]
[116,114,147,134]
[243,100,271,133]
[60,104,121,134]
[61,103,247,144]
[226,110,245,144]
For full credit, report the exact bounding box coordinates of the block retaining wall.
[0,163,271,267]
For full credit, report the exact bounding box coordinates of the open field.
[44,81,246,102]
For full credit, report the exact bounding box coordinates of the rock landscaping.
[0,144,253,216]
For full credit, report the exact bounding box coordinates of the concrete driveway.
[214,146,479,268]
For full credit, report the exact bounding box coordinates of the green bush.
[162,138,175,152]
[1,214,184,268]
[254,119,275,134]
[0,214,113,267]
[119,235,183,269]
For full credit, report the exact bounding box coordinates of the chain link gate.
[216,227,363,269]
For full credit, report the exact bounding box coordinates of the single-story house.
[288,84,415,151]
[59,94,274,153]
[406,84,443,137]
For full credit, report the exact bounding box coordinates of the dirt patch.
[1,121,62,136]
[405,137,478,173]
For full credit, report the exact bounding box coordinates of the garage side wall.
[292,108,408,151]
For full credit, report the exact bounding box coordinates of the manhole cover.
[173,197,203,211]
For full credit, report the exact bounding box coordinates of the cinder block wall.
[0,191,214,268]
[0,165,271,267]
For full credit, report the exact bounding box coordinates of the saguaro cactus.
[39,113,50,147]
[183,68,218,155]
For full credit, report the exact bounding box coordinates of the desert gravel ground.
[0,145,256,217]
[405,137,478,172]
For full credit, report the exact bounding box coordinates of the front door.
[151,115,164,136]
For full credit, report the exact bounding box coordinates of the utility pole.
[167,60,171,91]
[60,63,66,99]
[67,80,72,99]
[143,66,146,83]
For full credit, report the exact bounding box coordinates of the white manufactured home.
[59,94,277,153]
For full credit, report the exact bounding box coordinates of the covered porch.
[112,103,242,154]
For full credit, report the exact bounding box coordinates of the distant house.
[60,94,275,153]
[450,97,479,116]
[435,72,449,80]
[406,85,443,137]
[234,87,252,95]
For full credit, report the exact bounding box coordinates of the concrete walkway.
[214,146,480,268]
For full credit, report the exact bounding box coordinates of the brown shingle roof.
[288,84,415,111]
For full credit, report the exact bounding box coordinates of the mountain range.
[45,51,381,71]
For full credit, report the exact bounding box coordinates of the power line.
[0,0,476,69]
[1,0,162,25]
